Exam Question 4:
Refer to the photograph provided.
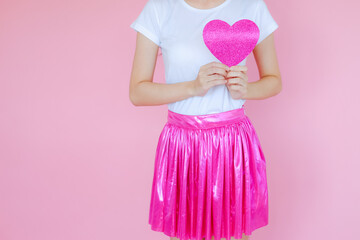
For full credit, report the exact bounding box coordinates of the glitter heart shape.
[203,19,260,67]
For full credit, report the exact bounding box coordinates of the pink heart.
[203,19,260,67]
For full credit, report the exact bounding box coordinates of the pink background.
[0,0,359,239]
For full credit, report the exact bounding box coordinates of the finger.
[227,71,247,79]
[206,67,228,78]
[237,78,247,87]
[208,74,225,82]
[210,79,228,87]
[229,65,248,72]
[207,61,230,70]
[227,77,241,85]
[228,78,247,87]
[230,72,248,83]
[228,84,242,91]
[206,62,229,73]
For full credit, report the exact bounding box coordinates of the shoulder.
[238,0,275,21]
[254,0,273,14]
[151,0,174,12]
[150,0,175,25]
[240,0,261,9]
[241,0,270,12]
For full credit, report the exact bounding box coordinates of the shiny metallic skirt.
[149,107,268,240]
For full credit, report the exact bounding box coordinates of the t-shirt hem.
[130,22,161,46]
[256,23,279,46]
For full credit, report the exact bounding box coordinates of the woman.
[129,0,282,239]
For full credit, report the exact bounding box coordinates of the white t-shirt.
[130,0,279,115]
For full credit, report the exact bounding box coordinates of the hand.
[225,65,248,100]
[190,61,229,97]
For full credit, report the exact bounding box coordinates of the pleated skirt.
[148,107,268,240]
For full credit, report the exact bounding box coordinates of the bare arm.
[244,32,282,100]
[129,32,195,106]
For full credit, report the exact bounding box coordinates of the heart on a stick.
[202,19,260,67]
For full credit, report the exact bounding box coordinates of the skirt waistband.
[167,107,247,129]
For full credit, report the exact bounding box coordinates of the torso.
[158,0,259,115]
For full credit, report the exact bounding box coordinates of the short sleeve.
[130,0,161,46]
[254,0,279,46]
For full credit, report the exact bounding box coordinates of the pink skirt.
[148,107,268,240]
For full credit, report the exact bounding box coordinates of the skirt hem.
[149,221,269,240]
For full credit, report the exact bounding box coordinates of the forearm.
[243,75,282,100]
[130,80,195,106]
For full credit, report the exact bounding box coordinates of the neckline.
[181,0,232,12]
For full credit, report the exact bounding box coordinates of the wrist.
[243,82,253,100]
[186,80,196,97]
